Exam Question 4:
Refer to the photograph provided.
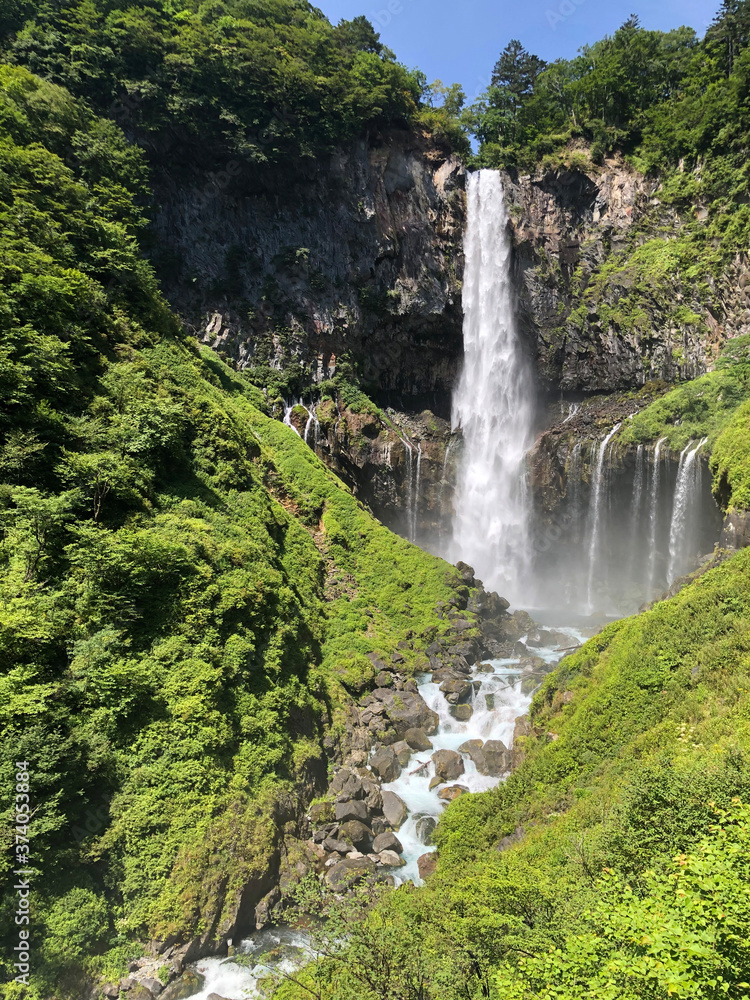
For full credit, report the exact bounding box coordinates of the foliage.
[0,62,465,996]
[0,0,466,169]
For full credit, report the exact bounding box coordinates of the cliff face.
[504,154,750,393]
[149,127,466,412]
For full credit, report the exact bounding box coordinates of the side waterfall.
[586,423,621,613]
[451,170,535,599]
[667,438,708,584]
[646,436,668,595]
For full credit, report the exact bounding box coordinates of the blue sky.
[317,0,721,102]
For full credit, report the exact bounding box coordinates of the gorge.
[3,3,750,999]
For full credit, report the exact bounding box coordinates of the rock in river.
[381,789,408,829]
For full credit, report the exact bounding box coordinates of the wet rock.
[369,746,401,782]
[449,704,473,721]
[404,727,433,751]
[415,815,437,844]
[432,749,465,782]
[326,857,377,888]
[438,785,468,802]
[372,831,403,854]
[428,776,443,791]
[208,995,233,1000]
[323,837,353,855]
[418,852,439,879]
[439,678,473,704]
[339,820,372,849]
[482,740,512,776]
[378,849,406,867]
[330,769,365,800]
[334,799,369,824]
[477,662,495,673]
[381,790,408,829]
[160,973,205,1000]
[391,740,413,766]
[458,738,486,770]
[371,688,439,736]
[141,980,164,996]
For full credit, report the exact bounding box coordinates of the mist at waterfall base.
[445,169,722,618]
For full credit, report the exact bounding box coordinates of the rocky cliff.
[504,152,750,394]
[149,126,466,411]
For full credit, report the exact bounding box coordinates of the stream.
[190,619,589,998]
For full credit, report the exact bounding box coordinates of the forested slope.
[0,64,467,996]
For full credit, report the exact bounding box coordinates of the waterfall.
[646,437,668,595]
[451,170,534,599]
[411,444,422,544]
[627,445,646,581]
[585,423,621,613]
[667,439,708,585]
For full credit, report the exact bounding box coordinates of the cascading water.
[586,423,621,613]
[451,170,535,599]
[667,438,708,584]
[646,437,668,595]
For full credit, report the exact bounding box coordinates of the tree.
[491,39,546,118]
[706,0,750,75]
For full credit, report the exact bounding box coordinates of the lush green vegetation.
[274,545,750,999]
[0,63,466,996]
[0,0,469,169]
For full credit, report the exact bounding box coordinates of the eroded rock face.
[151,129,465,405]
[504,153,750,393]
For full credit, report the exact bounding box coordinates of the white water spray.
[451,171,535,599]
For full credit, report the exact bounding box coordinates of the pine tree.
[491,40,546,118]
[707,0,750,75]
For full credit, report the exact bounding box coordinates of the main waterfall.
[451,171,535,599]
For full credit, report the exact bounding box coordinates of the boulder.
[141,981,164,996]
[417,852,439,879]
[438,785,469,803]
[208,995,233,1000]
[458,739,486,771]
[428,776,443,790]
[371,689,439,737]
[369,746,401,782]
[323,837,353,855]
[439,678,473,704]
[391,740,413,767]
[372,831,403,854]
[334,799,369,824]
[326,857,377,888]
[102,987,119,999]
[378,850,405,867]
[255,886,281,928]
[128,989,155,1000]
[482,740,512,776]
[381,790,408,829]
[497,826,526,852]
[415,815,437,844]
[339,820,372,849]
[309,801,334,824]
[330,768,365,800]
[404,728,433,751]
[449,704,473,721]
[432,749,465,782]
[160,973,205,1000]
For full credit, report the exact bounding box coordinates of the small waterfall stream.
[586,423,621,613]
[667,438,708,585]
